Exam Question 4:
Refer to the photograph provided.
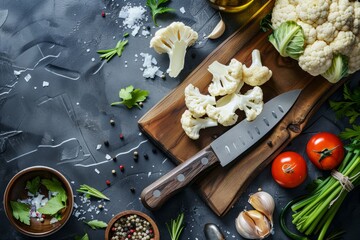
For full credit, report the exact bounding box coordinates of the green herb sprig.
[330,84,360,124]
[111,85,149,109]
[76,184,110,201]
[97,40,128,62]
[166,212,185,240]
[85,219,108,230]
[75,233,89,240]
[146,0,175,26]
[10,201,31,225]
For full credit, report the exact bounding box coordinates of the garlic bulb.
[235,210,271,239]
[206,17,225,39]
[248,191,275,226]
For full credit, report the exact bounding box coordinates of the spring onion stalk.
[288,141,360,240]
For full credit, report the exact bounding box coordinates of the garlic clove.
[235,210,271,239]
[206,17,225,39]
[248,191,275,226]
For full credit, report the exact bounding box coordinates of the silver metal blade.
[210,89,301,167]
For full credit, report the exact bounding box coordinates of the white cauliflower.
[270,0,360,83]
[242,49,272,86]
[237,86,264,121]
[206,93,241,127]
[180,110,218,140]
[150,22,198,78]
[207,58,243,96]
[184,84,216,118]
[298,40,333,76]
[206,86,264,126]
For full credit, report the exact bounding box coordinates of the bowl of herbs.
[3,166,74,237]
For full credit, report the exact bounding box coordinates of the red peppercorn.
[106,180,111,185]
[119,133,124,139]
[149,229,153,233]
[111,227,116,231]
[128,234,132,238]
[119,165,124,172]
[101,10,105,17]
[130,229,135,233]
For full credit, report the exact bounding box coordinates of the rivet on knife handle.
[141,146,219,210]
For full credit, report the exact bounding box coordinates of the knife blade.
[141,89,301,210]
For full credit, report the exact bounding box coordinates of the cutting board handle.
[141,146,219,210]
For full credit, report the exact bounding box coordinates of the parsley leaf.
[85,219,108,230]
[75,233,89,240]
[10,201,31,225]
[146,0,175,26]
[41,178,67,203]
[329,84,360,124]
[97,40,128,62]
[38,194,65,215]
[340,125,360,141]
[26,176,40,195]
[111,85,149,109]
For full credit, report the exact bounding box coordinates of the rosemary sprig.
[76,184,110,200]
[166,212,185,240]
[97,40,128,62]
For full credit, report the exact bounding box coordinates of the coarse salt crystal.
[105,154,112,160]
[24,74,31,82]
[96,144,102,150]
[180,7,186,14]
[119,5,146,29]
[42,81,49,87]
[131,26,140,36]
[94,168,100,174]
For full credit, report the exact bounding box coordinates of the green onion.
[280,140,360,240]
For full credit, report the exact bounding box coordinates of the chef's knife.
[141,89,301,210]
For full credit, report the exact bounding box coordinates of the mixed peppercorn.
[110,214,155,240]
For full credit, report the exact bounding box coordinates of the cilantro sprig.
[146,0,175,26]
[111,85,149,109]
[97,40,128,62]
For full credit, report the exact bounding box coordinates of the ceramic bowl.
[3,166,74,237]
[105,210,160,240]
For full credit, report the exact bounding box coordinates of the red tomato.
[306,132,344,170]
[271,151,307,188]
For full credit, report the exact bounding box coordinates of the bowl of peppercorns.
[105,210,160,240]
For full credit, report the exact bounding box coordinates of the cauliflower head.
[207,58,243,96]
[270,0,360,83]
[150,22,198,78]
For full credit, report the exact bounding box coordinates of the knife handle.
[141,146,219,210]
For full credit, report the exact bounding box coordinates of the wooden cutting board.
[138,0,348,216]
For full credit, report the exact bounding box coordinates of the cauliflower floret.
[206,93,240,127]
[316,22,337,44]
[206,86,264,126]
[354,1,360,35]
[296,0,330,25]
[329,31,356,56]
[271,0,298,29]
[298,40,333,76]
[184,84,216,118]
[242,49,272,86]
[150,22,198,78]
[327,0,355,31]
[237,87,264,121]
[207,58,243,97]
[180,110,218,140]
[297,22,317,44]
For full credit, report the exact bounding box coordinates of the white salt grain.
[24,74,31,82]
[105,154,112,160]
[42,81,49,87]
[180,7,186,14]
[94,168,100,174]
[96,144,102,150]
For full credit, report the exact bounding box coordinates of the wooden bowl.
[3,166,74,237]
[105,210,160,240]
